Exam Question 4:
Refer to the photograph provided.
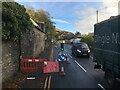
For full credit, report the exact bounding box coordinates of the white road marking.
[98,83,106,90]
[26,77,35,80]
[68,54,72,58]
[44,77,48,89]
[90,56,93,59]
[75,60,87,72]
[48,75,51,89]
[55,45,58,49]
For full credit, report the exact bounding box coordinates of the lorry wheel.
[106,71,116,87]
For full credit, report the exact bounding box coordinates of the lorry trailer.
[93,15,120,86]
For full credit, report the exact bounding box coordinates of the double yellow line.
[44,75,51,90]
[44,41,53,90]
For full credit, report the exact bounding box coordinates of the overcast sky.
[16,0,119,34]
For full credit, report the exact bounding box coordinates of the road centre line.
[90,56,93,60]
[68,54,72,58]
[98,83,106,90]
[75,60,87,72]
[64,48,72,58]
[54,45,57,49]
[44,76,48,89]
[48,75,51,89]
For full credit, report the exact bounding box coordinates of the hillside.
[55,28,75,40]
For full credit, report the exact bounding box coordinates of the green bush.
[81,36,94,52]
[2,2,33,41]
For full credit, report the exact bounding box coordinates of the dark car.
[71,42,90,58]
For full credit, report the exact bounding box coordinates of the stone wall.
[21,27,45,58]
[20,29,35,58]
[2,41,20,82]
[2,27,46,82]
[33,28,45,57]
[0,40,2,89]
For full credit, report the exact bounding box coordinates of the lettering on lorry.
[95,32,120,45]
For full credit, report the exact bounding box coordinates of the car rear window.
[77,43,89,49]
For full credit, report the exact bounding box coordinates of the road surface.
[20,44,120,89]
[51,44,120,89]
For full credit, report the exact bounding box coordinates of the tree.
[2,2,33,41]
[0,0,15,2]
[81,35,94,52]
[26,8,56,40]
[88,32,94,37]
[75,32,81,38]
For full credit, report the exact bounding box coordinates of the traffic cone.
[66,53,70,64]
[55,59,57,62]
[60,64,65,76]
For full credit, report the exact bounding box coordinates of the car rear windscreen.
[77,43,89,49]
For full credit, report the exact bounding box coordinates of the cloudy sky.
[16,0,119,34]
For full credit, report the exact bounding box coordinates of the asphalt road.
[19,44,120,89]
[51,44,120,89]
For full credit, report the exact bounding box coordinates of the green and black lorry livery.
[93,15,120,86]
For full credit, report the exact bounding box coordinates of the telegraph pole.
[96,10,99,23]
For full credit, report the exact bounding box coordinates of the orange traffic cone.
[60,64,65,76]
[66,54,70,64]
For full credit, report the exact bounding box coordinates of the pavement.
[18,44,52,89]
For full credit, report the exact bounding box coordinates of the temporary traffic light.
[61,48,64,51]
[61,43,64,51]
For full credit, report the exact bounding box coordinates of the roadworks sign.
[43,61,59,73]
[58,53,66,61]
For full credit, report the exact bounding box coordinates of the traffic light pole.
[61,43,64,51]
